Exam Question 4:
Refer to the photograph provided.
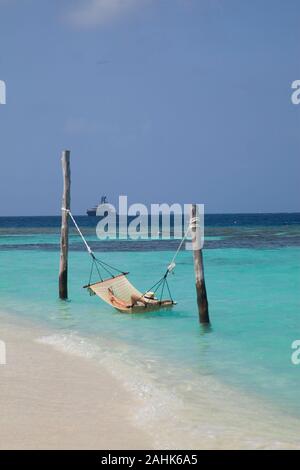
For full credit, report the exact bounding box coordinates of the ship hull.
[86,210,97,216]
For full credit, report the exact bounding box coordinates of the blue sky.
[0,0,299,215]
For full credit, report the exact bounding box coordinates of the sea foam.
[37,332,300,450]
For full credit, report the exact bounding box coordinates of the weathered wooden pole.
[191,204,210,324]
[59,150,71,300]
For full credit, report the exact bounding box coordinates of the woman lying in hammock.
[107,287,171,309]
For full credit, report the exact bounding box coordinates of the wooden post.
[191,204,210,324]
[59,150,71,300]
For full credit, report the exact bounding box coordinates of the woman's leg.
[131,294,147,306]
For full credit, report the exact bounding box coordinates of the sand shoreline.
[0,312,151,450]
[1,310,300,450]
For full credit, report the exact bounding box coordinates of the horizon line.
[0,211,299,218]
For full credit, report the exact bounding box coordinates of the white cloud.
[67,0,141,28]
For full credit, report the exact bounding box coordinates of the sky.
[0,0,299,215]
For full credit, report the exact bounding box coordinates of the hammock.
[84,273,174,313]
[64,209,194,313]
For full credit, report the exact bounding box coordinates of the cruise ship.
[86,196,108,216]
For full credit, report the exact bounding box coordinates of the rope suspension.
[63,208,126,283]
[63,208,199,306]
[164,215,200,276]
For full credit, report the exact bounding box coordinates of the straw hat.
[144,291,155,300]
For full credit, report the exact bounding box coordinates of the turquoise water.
[0,215,300,447]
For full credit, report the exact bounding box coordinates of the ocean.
[0,213,299,448]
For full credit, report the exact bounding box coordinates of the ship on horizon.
[86,195,108,216]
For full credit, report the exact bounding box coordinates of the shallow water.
[0,214,299,448]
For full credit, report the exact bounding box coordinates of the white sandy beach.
[0,313,151,450]
[1,310,300,450]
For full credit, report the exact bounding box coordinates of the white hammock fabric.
[85,274,174,313]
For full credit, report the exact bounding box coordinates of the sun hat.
[144,291,155,300]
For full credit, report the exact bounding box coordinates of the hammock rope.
[132,214,200,304]
[63,208,126,281]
